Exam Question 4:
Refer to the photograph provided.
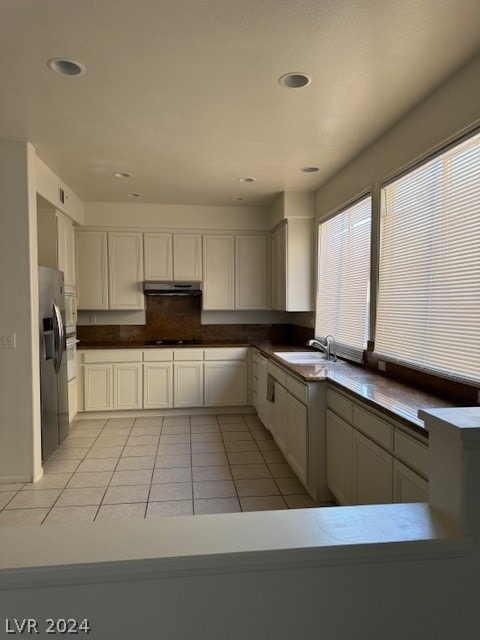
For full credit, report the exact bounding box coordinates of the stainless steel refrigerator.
[38,266,69,461]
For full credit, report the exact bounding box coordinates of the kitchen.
[1,2,480,636]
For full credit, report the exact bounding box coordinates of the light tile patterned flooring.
[0,413,325,526]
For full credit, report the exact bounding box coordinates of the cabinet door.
[202,235,234,310]
[144,233,173,280]
[143,363,173,409]
[326,409,353,505]
[272,382,287,455]
[113,363,143,410]
[56,213,76,287]
[108,232,144,310]
[271,225,286,310]
[204,361,246,406]
[84,364,113,411]
[174,362,203,408]
[173,234,202,281]
[393,460,428,503]
[235,235,268,309]
[353,430,393,505]
[76,231,109,309]
[68,380,77,422]
[286,393,308,485]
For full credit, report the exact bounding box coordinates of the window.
[315,195,372,362]
[375,130,480,384]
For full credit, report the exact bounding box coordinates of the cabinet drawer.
[203,347,248,361]
[394,430,428,479]
[143,349,174,362]
[286,375,308,405]
[82,350,143,364]
[327,388,353,423]
[173,348,203,361]
[353,405,393,452]
[268,361,287,387]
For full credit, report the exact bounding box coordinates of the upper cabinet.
[56,212,76,288]
[202,234,234,310]
[37,209,76,288]
[235,235,268,310]
[76,230,144,310]
[144,233,202,282]
[271,219,313,311]
[202,233,268,311]
[173,234,202,281]
[108,232,144,310]
[144,233,173,280]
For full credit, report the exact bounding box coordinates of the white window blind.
[315,196,372,362]
[375,130,480,384]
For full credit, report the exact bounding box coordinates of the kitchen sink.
[274,351,333,364]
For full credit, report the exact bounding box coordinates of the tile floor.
[0,413,326,526]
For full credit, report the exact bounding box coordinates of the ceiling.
[1,1,480,207]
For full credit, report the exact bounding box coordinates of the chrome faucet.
[307,335,336,361]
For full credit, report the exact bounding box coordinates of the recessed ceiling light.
[278,72,311,88]
[125,192,141,198]
[301,166,319,173]
[47,58,86,76]
[232,196,245,201]
[113,171,132,178]
[238,177,255,183]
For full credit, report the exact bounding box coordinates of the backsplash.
[77,296,307,344]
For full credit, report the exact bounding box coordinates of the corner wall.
[0,141,42,482]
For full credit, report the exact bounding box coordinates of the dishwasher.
[256,354,271,430]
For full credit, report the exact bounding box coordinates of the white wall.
[36,157,84,225]
[0,141,42,482]
[315,53,480,220]
[84,202,270,230]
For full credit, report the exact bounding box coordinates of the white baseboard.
[75,406,257,420]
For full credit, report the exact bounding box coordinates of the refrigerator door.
[39,267,69,461]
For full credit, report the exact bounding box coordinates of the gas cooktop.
[146,339,202,346]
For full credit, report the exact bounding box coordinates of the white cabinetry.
[326,409,353,505]
[266,359,327,498]
[113,363,143,410]
[144,233,173,280]
[76,231,144,310]
[286,393,308,485]
[202,235,234,310]
[352,430,393,504]
[173,234,202,281]
[203,348,248,406]
[76,231,109,309]
[326,385,428,506]
[202,233,269,311]
[271,219,313,311]
[84,364,113,411]
[56,212,76,288]
[37,209,76,288]
[143,350,174,409]
[108,232,144,310]
[235,235,268,309]
[174,363,203,408]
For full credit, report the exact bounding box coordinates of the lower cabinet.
[84,363,142,411]
[286,393,308,485]
[204,361,247,406]
[271,382,287,453]
[393,460,428,503]
[143,363,173,409]
[326,409,353,506]
[326,385,428,506]
[84,364,113,411]
[173,362,203,408]
[352,430,393,505]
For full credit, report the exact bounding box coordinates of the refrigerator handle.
[52,302,65,374]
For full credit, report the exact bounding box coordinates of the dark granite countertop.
[77,340,253,349]
[77,339,457,436]
[252,342,456,436]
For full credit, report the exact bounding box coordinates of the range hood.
[143,282,202,296]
